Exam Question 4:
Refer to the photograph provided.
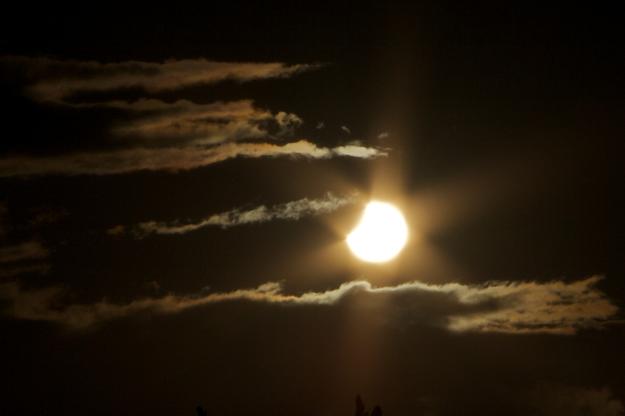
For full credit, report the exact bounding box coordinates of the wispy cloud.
[0,275,616,333]
[274,112,303,137]
[1,56,319,102]
[1,56,386,177]
[2,56,315,144]
[0,241,48,263]
[333,144,386,158]
[117,193,358,238]
[340,125,351,134]
[0,204,50,277]
[0,202,7,239]
[530,384,624,416]
[109,99,273,141]
[0,241,49,279]
[76,99,298,144]
[0,140,386,177]
[0,264,50,279]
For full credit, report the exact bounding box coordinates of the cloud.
[74,98,299,144]
[1,56,387,177]
[119,193,358,238]
[0,140,386,177]
[530,383,624,416]
[316,121,325,129]
[0,202,7,238]
[333,144,387,158]
[110,99,273,142]
[0,275,616,332]
[1,56,314,145]
[0,56,385,176]
[0,241,49,279]
[341,125,351,134]
[28,207,68,226]
[0,241,48,263]
[377,131,389,139]
[1,56,319,102]
[106,225,125,236]
[274,111,303,136]
[0,264,50,279]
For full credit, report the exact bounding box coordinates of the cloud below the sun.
[0,275,617,334]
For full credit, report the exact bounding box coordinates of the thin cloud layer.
[0,140,386,177]
[0,56,386,177]
[49,98,298,144]
[0,275,616,333]
[0,202,8,239]
[0,206,50,278]
[111,99,299,144]
[0,264,50,279]
[1,56,313,144]
[0,241,48,263]
[122,193,357,238]
[530,384,624,416]
[1,56,319,102]
[0,241,50,279]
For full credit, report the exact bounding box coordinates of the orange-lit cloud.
[73,99,298,144]
[0,241,48,263]
[0,275,616,334]
[1,56,320,102]
[0,140,386,177]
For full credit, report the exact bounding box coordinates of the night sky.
[0,4,620,416]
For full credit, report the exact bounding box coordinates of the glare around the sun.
[347,201,409,263]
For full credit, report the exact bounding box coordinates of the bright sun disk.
[346,201,409,263]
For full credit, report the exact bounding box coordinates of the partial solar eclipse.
[347,201,409,263]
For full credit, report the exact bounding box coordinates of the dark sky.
[0,4,620,416]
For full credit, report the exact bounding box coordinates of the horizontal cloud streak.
[0,140,386,177]
[1,56,319,102]
[0,264,50,279]
[530,383,624,416]
[43,98,299,144]
[125,193,357,238]
[0,241,49,279]
[110,99,300,143]
[0,275,616,333]
[0,241,48,263]
[1,56,387,178]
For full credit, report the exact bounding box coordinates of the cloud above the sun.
[0,56,320,102]
[0,139,386,177]
[0,56,385,177]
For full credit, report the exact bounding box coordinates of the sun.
[347,201,409,263]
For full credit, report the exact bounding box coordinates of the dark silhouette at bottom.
[195,395,382,415]
[355,395,383,416]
